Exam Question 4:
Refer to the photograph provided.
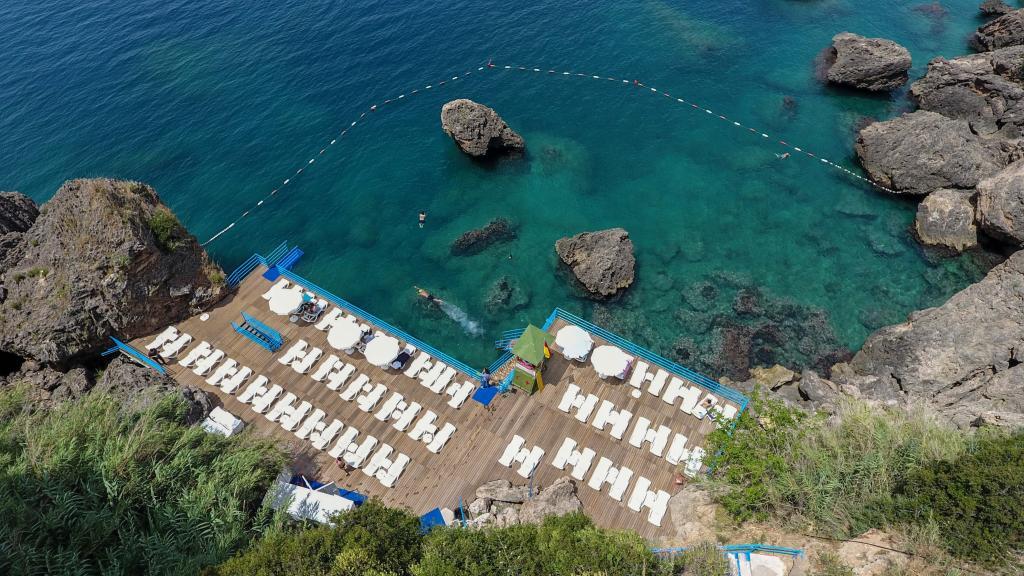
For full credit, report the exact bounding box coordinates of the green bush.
[891,430,1024,566]
[674,541,730,576]
[0,388,285,575]
[147,207,184,252]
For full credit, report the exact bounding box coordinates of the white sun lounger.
[326,363,356,390]
[574,394,599,423]
[408,410,438,442]
[568,447,595,481]
[282,401,312,431]
[221,367,252,394]
[311,355,342,382]
[357,383,387,413]
[362,444,394,477]
[645,490,670,526]
[662,377,687,406]
[552,437,577,469]
[628,476,653,512]
[719,404,738,421]
[252,384,283,414]
[446,381,474,409]
[516,445,544,477]
[648,425,671,457]
[145,326,179,351]
[404,352,431,378]
[192,350,225,376]
[374,392,404,422]
[345,436,378,468]
[392,402,421,432]
[311,419,343,450]
[684,447,706,478]
[419,362,446,389]
[295,408,325,438]
[628,361,650,391]
[427,423,456,454]
[265,392,298,422]
[292,347,322,374]
[262,279,290,300]
[608,466,634,501]
[237,376,269,404]
[499,435,527,467]
[692,395,718,420]
[159,333,192,359]
[378,453,409,488]
[592,400,616,431]
[666,433,689,465]
[314,307,345,331]
[206,359,239,386]
[340,374,370,401]
[648,369,669,396]
[328,427,359,458]
[610,409,633,440]
[178,341,212,367]
[557,383,582,413]
[429,367,456,394]
[587,457,614,491]
[277,340,307,365]
[629,417,653,449]
[679,385,702,414]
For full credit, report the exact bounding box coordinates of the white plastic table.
[269,288,303,315]
[327,320,362,350]
[365,335,401,367]
[591,345,631,378]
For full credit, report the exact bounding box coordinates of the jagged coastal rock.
[854,111,1010,195]
[451,218,517,255]
[980,0,1014,17]
[910,46,1024,138]
[820,33,912,92]
[468,477,582,527]
[970,8,1024,51]
[914,189,979,251]
[0,191,39,271]
[976,160,1024,246]
[0,178,223,366]
[555,227,635,298]
[440,99,525,158]
[845,250,1024,428]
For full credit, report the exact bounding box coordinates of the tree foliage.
[0,387,285,575]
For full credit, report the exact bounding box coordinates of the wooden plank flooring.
[135,266,740,543]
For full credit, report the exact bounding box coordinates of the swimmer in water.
[414,285,444,305]
[776,152,791,160]
[418,211,427,228]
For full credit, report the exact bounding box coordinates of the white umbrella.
[327,319,362,350]
[555,325,593,360]
[591,345,630,378]
[365,335,401,367]
[269,288,304,315]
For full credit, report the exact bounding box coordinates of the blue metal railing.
[548,308,748,409]
[274,268,480,379]
[652,543,804,558]
[226,253,262,288]
[264,241,290,267]
[109,337,166,374]
[488,351,513,373]
[493,328,524,351]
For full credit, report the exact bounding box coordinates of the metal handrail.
[109,337,166,374]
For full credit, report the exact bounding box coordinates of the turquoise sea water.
[0,0,998,376]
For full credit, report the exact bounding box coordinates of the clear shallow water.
[0,0,998,375]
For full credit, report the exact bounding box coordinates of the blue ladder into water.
[232,311,284,352]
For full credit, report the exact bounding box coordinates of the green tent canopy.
[512,324,554,365]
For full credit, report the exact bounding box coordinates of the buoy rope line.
[201,59,891,246]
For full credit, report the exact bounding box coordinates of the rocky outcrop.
[555,228,635,298]
[976,160,1024,246]
[909,46,1024,138]
[440,99,525,158]
[970,8,1024,51]
[844,250,1024,428]
[667,485,718,545]
[914,189,979,251]
[980,0,1014,16]
[95,357,212,424]
[0,179,224,367]
[0,192,39,273]
[820,33,912,92]
[468,477,582,527]
[451,218,517,255]
[854,111,1012,195]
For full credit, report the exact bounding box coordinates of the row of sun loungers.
[145,326,194,360]
[626,361,738,424]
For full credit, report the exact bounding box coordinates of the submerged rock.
[976,160,1024,246]
[554,227,635,298]
[820,33,912,92]
[970,8,1024,51]
[441,99,525,158]
[910,46,1024,138]
[451,218,517,256]
[855,111,1010,195]
[484,275,529,314]
[914,189,978,252]
[0,179,224,366]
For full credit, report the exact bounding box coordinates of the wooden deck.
[137,265,741,542]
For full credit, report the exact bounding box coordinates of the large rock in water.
[854,111,1012,195]
[821,33,912,92]
[440,99,525,158]
[914,189,979,251]
[971,9,1024,51]
[0,179,224,366]
[910,46,1024,138]
[980,0,1014,17]
[555,228,635,298]
[976,160,1024,246]
[847,250,1024,428]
